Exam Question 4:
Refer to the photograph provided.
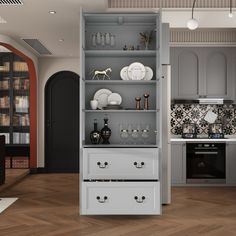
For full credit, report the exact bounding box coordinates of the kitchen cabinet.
[80,11,166,215]
[226,143,236,184]
[171,142,186,185]
[171,47,234,100]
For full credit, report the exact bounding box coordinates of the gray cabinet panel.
[226,143,236,184]
[171,143,186,185]
[171,47,235,100]
[178,50,199,97]
[206,51,227,96]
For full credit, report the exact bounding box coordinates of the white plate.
[94,89,112,109]
[144,66,153,80]
[120,66,129,80]
[108,93,122,105]
[127,62,146,80]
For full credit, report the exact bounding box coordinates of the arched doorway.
[45,71,79,173]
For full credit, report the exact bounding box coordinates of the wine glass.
[131,124,140,145]
[141,124,150,144]
[119,124,129,144]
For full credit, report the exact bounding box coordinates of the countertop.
[171,135,236,143]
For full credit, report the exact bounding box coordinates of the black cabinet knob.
[133,162,145,168]
[96,195,108,203]
[134,195,146,203]
[97,161,108,168]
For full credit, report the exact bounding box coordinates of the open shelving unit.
[80,12,163,215]
[0,52,30,168]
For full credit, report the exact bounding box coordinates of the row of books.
[0,62,10,72]
[0,133,10,144]
[13,77,29,90]
[0,96,10,108]
[0,79,9,90]
[0,114,10,126]
[13,114,30,126]
[13,61,28,72]
[15,96,29,113]
[13,132,30,144]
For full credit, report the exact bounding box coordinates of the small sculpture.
[91,68,112,80]
[143,93,150,110]
[135,97,141,110]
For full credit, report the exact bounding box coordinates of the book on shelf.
[14,96,29,113]
[0,133,10,144]
[0,78,10,90]
[13,132,30,144]
[13,77,29,90]
[0,62,10,72]
[0,96,10,108]
[0,114,10,126]
[13,114,30,126]
[13,61,28,72]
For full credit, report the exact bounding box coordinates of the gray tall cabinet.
[80,12,165,215]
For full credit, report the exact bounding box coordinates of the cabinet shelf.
[85,50,156,57]
[84,109,158,113]
[84,80,157,85]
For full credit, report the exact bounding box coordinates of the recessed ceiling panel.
[22,38,52,55]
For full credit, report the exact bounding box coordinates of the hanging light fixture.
[187,0,199,30]
[229,0,234,18]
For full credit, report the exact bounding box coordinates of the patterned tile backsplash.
[171,104,236,135]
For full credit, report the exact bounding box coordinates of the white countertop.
[171,135,236,142]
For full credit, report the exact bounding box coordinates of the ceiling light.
[49,10,56,14]
[59,39,64,42]
[187,0,199,30]
[229,0,233,18]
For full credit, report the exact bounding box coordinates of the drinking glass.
[110,34,115,47]
[131,124,140,144]
[119,124,129,144]
[141,124,150,144]
[92,34,96,47]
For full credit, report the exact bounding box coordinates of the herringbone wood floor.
[0,174,236,236]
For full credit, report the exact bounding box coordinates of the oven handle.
[194,151,218,155]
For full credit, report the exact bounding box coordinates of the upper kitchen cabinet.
[171,47,234,100]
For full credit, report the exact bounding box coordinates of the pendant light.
[187,0,199,30]
[229,0,233,18]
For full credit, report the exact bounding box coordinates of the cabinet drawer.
[83,148,159,180]
[81,182,161,215]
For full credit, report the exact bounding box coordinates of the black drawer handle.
[96,196,108,203]
[97,162,108,168]
[133,162,145,168]
[134,196,146,203]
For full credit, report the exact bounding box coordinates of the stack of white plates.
[94,89,122,110]
[120,62,153,81]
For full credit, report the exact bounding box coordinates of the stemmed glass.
[119,124,129,144]
[141,124,150,144]
[131,124,140,144]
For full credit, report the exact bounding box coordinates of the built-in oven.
[187,143,226,184]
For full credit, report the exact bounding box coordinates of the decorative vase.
[101,117,111,144]
[90,100,98,110]
[144,41,149,50]
[90,119,101,144]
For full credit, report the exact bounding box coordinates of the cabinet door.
[226,143,236,184]
[171,48,200,99]
[205,48,233,99]
[171,143,186,185]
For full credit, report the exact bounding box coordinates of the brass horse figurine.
[91,68,112,80]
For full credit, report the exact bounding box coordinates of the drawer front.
[81,182,161,215]
[83,148,159,180]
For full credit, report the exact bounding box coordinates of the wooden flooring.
[0,174,236,236]
[0,169,29,193]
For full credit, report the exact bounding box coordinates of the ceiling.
[0,0,235,58]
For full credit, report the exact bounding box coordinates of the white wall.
[38,57,80,167]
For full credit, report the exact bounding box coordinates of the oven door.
[187,143,226,184]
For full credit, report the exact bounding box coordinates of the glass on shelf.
[141,124,150,144]
[119,124,129,144]
[130,124,140,144]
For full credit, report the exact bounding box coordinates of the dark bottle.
[90,119,101,144]
[101,117,111,144]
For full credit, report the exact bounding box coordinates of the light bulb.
[187,18,199,30]
[229,12,234,18]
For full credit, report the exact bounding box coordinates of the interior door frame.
[44,70,80,173]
